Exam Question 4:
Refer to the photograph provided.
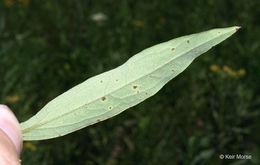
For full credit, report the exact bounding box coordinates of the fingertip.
[0,104,23,155]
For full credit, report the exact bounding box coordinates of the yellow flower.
[18,0,29,5]
[133,20,144,27]
[24,142,37,151]
[210,65,220,72]
[238,69,246,76]
[211,65,245,78]
[4,0,14,7]
[5,95,19,103]
[223,65,237,77]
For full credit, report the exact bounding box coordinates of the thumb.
[0,105,23,164]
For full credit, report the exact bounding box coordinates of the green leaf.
[20,26,240,141]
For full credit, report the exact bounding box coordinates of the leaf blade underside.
[20,26,240,141]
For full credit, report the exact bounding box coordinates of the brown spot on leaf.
[101,97,106,101]
[116,79,118,82]
[133,85,137,89]
[171,48,175,51]
[109,106,112,110]
[171,69,175,72]
[218,31,221,34]
[97,119,101,122]
[145,92,148,95]
[187,40,190,43]
[100,80,103,83]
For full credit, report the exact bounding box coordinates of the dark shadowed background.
[0,0,259,164]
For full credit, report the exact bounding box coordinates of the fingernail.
[0,104,23,155]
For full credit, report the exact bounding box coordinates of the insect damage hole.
[132,85,140,94]
[101,96,106,101]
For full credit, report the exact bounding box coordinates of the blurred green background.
[0,0,259,164]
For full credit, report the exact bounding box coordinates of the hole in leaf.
[101,97,106,101]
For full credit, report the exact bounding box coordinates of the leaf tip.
[235,26,242,31]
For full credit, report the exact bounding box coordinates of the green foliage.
[0,0,259,164]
